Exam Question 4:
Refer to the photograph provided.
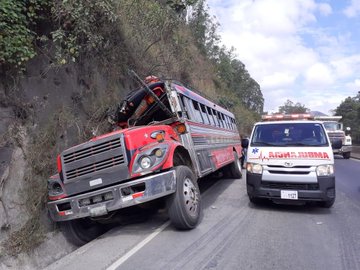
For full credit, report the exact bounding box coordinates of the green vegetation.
[0,0,47,70]
[277,99,309,114]
[335,93,360,144]
[1,0,264,255]
[1,0,263,128]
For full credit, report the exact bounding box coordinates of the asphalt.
[350,145,360,159]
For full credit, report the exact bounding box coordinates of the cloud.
[345,78,360,90]
[207,0,360,113]
[331,54,360,78]
[304,62,334,86]
[317,3,332,16]
[261,72,296,89]
[343,0,360,17]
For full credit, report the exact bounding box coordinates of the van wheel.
[248,195,262,205]
[229,152,242,179]
[343,152,351,159]
[167,166,201,230]
[60,218,105,246]
[319,198,335,208]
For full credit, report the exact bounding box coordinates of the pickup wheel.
[343,152,351,159]
[229,152,242,179]
[167,166,201,230]
[60,218,105,246]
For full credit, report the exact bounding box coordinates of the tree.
[278,100,309,114]
[335,93,360,143]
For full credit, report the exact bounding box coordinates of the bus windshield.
[251,123,329,147]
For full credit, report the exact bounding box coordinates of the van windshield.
[251,123,329,147]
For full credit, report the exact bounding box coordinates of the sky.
[207,0,360,115]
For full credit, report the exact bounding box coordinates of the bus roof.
[170,82,235,118]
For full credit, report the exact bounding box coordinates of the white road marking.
[105,179,222,270]
[106,220,171,270]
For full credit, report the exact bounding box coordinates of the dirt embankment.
[0,55,131,269]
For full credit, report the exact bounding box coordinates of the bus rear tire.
[60,218,105,246]
[167,166,201,230]
[229,152,242,179]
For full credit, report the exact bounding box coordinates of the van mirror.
[241,138,249,148]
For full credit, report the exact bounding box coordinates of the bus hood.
[247,146,334,166]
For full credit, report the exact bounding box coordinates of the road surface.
[46,157,360,270]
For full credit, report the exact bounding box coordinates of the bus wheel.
[167,166,201,230]
[60,218,105,246]
[229,152,242,179]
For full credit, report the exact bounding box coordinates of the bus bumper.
[48,170,176,222]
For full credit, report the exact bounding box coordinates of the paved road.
[46,158,360,270]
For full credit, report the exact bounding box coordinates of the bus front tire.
[167,166,201,230]
[60,218,105,246]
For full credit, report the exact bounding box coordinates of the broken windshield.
[111,81,175,128]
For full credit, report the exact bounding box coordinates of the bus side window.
[224,115,231,129]
[206,106,215,126]
[200,104,210,125]
[179,95,190,119]
[192,100,204,123]
[233,118,238,130]
[182,96,196,121]
[218,112,225,128]
[212,109,220,127]
[231,117,235,130]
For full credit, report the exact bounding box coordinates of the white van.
[246,114,339,207]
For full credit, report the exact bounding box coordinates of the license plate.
[281,190,298,200]
[89,205,108,217]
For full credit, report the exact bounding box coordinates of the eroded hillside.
[0,1,263,268]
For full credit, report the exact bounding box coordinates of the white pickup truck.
[314,116,352,159]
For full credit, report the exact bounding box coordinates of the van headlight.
[316,164,334,176]
[246,163,263,174]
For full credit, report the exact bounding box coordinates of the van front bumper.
[246,173,335,202]
[48,170,176,222]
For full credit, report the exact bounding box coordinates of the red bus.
[47,75,242,245]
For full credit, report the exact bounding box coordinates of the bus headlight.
[140,156,152,169]
[246,163,263,174]
[316,164,334,176]
[132,144,169,174]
